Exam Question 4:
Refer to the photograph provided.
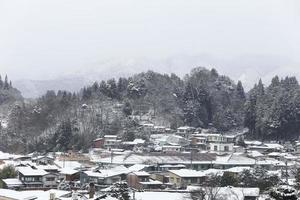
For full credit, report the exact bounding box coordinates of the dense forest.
[0,68,300,153]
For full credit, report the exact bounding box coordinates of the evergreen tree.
[236,81,245,100]
[4,75,9,89]
[0,75,3,88]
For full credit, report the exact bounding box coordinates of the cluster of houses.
[1,124,300,199]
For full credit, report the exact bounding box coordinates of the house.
[17,167,48,188]
[162,145,183,153]
[59,168,80,182]
[208,142,234,152]
[247,143,284,153]
[1,178,24,190]
[127,171,150,189]
[191,135,207,150]
[141,123,154,132]
[168,169,206,188]
[122,139,146,150]
[81,170,125,185]
[127,171,163,190]
[176,126,196,138]
[166,135,189,147]
[32,155,54,165]
[213,154,256,169]
[93,138,105,149]
[43,173,59,188]
[104,135,121,149]
[153,126,166,134]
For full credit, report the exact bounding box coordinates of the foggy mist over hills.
[13,54,299,98]
[1,0,299,97]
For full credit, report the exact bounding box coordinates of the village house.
[31,155,55,165]
[176,126,196,138]
[1,178,24,190]
[93,138,105,149]
[127,171,163,190]
[58,168,80,182]
[152,126,166,133]
[168,169,206,188]
[17,167,49,188]
[81,170,125,186]
[208,142,234,152]
[104,135,122,149]
[161,145,183,153]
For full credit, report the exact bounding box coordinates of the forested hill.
[245,76,300,141]
[0,67,300,153]
[0,75,23,124]
[0,75,23,106]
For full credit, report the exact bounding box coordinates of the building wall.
[168,173,182,188]
[209,143,234,152]
[43,174,58,187]
[127,174,140,189]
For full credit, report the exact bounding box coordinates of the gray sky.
[0,0,299,81]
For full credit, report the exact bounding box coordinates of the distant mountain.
[14,55,297,98]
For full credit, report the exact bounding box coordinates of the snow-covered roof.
[169,169,205,178]
[98,153,216,165]
[2,178,23,186]
[123,139,145,145]
[244,140,262,146]
[160,164,186,168]
[132,171,150,176]
[59,168,79,175]
[54,160,82,169]
[264,143,284,149]
[19,190,70,200]
[140,180,163,185]
[127,164,149,172]
[247,150,264,158]
[177,126,195,130]
[214,154,256,166]
[0,151,19,160]
[0,189,37,200]
[32,155,54,161]
[17,167,48,176]
[135,192,188,200]
[224,166,251,173]
[154,126,166,129]
[104,135,118,138]
[84,168,127,178]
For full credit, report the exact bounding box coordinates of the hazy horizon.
[0,0,299,96]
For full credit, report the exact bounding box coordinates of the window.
[224,146,229,152]
[46,177,55,181]
[214,145,218,151]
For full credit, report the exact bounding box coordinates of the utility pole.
[110,150,114,164]
[285,161,289,184]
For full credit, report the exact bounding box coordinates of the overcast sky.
[0,0,299,81]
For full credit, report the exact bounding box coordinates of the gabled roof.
[169,169,205,178]
[17,167,48,176]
